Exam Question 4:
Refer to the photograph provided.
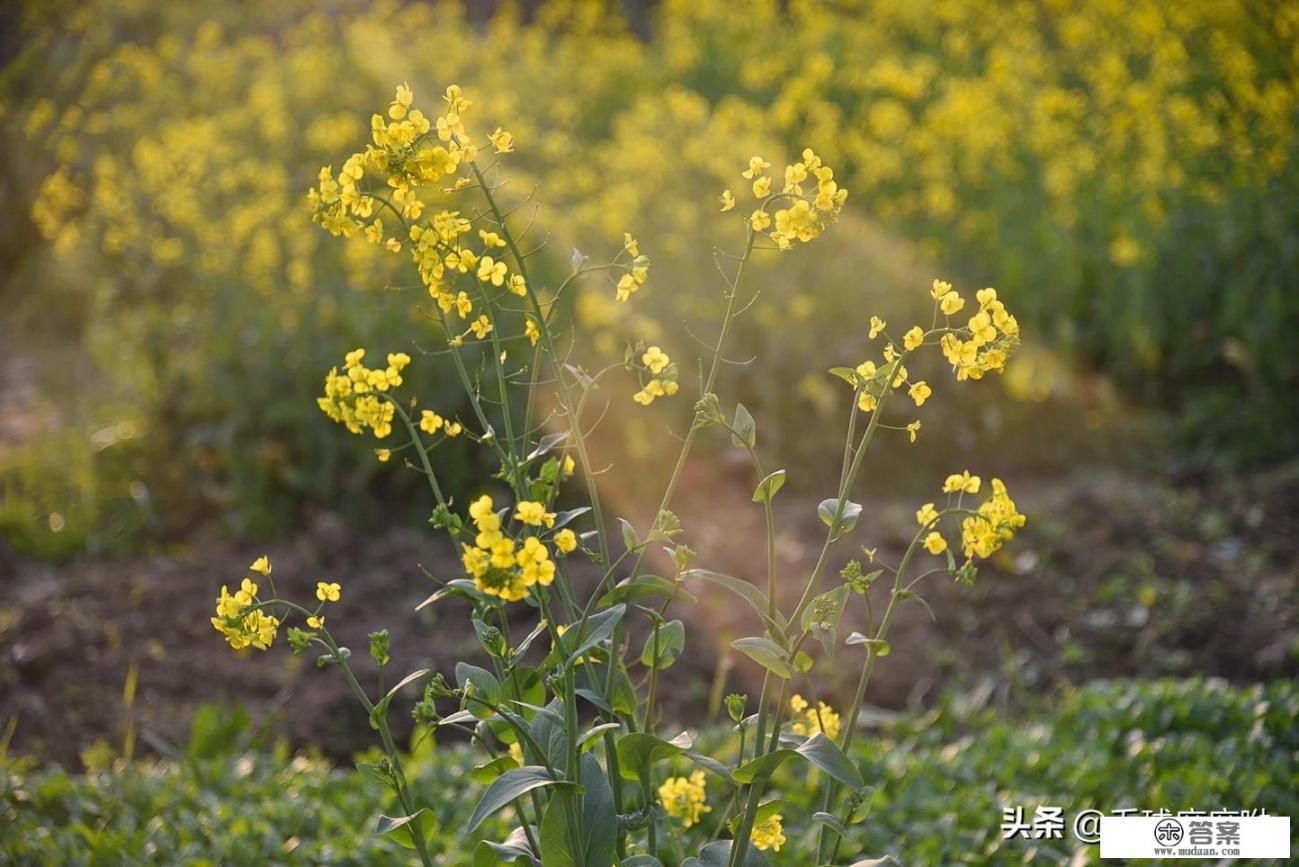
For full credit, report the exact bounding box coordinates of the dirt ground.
[2,459,1296,768]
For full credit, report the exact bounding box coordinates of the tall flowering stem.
[213,83,1026,866]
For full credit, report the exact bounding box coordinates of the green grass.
[2,678,1294,865]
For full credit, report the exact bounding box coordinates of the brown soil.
[2,463,1297,767]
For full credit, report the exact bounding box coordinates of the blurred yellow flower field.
[0,3,1296,865]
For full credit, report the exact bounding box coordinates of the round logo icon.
[1153,818,1185,846]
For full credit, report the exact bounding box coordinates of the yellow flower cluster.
[943,470,982,495]
[614,233,652,303]
[851,355,913,414]
[933,282,1019,381]
[419,409,463,438]
[309,83,474,239]
[849,278,1020,425]
[722,148,848,250]
[751,813,787,852]
[210,556,279,651]
[633,345,680,406]
[23,2,1296,524]
[305,580,344,630]
[309,83,531,341]
[789,694,842,740]
[460,494,558,602]
[316,348,411,438]
[960,478,1027,559]
[917,472,1025,559]
[657,770,711,828]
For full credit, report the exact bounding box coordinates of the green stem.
[468,161,631,856]
[381,396,449,507]
[816,530,924,862]
[331,645,435,867]
[789,356,907,629]
[644,621,661,734]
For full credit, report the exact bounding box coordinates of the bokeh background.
[1,0,1297,862]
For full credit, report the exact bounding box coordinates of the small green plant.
[210,83,1026,865]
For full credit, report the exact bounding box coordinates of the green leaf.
[818,498,863,540]
[801,585,849,633]
[682,570,786,638]
[731,732,865,790]
[727,799,787,834]
[355,760,390,786]
[456,663,503,719]
[622,857,665,866]
[376,809,436,850]
[576,659,637,716]
[474,830,538,866]
[599,574,696,607]
[793,649,815,672]
[526,431,568,461]
[536,762,616,867]
[730,636,794,679]
[511,622,550,665]
[551,507,591,530]
[560,604,626,668]
[731,403,756,448]
[575,687,612,714]
[619,518,641,552]
[472,755,519,785]
[527,703,571,770]
[845,633,890,656]
[682,750,735,783]
[640,619,685,670]
[811,811,849,840]
[577,722,622,750]
[474,619,508,658]
[468,766,573,832]
[370,668,430,728]
[503,667,547,711]
[539,796,577,867]
[752,469,787,502]
[802,585,850,655]
[580,753,617,867]
[828,366,863,387]
[316,646,350,667]
[416,578,487,611]
[683,840,769,867]
[616,731,693,780]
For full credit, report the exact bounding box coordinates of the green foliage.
[836,678,1299,863]
[2,679,1292,865]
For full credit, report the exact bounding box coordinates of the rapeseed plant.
[212,82,1027,865]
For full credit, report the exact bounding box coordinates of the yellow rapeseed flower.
[658,771,710,828]
[916,502,939,527]
[514,500,556,528]
[789,694,842,740]
[923,531,948,555]
[554,528,578,554]
[943,471,981,494]
[419,410,444,434]
[752,813,786,852]
[642,345,670,374]
[909,381,932,406]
